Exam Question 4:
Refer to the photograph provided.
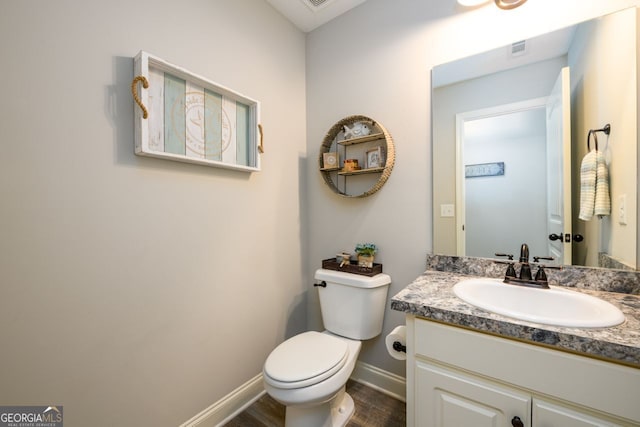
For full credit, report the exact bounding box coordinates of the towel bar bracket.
[587,123,611,151]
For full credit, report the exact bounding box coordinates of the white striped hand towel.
[594,150,611,217]
[579,149,610,221]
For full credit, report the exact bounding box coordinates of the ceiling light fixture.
[494,0,527,10]
[457,0,527,9]
[457,0,490,6]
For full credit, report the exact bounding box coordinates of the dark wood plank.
[346,381,406,427]
[224,380,405,427]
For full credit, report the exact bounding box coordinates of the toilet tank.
[314,268,391,340]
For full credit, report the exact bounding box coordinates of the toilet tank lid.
[314,269,391,288]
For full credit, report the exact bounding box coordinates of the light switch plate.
[441,204,455,218]
[618,194,627,225]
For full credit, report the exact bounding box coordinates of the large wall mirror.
[432,7,638,270]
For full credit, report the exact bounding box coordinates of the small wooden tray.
[321,258,383,277]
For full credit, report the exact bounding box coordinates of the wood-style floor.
[224,379,406,427]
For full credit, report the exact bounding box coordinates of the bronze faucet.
[495,243,558,289]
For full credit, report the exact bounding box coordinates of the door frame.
[455,97,548,256]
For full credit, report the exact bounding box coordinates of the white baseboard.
[350,361,406,402]
[179,373,265,427]
[180,363,406,426]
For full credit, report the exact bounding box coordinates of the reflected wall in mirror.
[432,7,638,270]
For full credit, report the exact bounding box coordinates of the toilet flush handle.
[314,281,327,288]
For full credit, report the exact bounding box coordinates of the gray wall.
[0,0,306,425]
[569,8,638,268]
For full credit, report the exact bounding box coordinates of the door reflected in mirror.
[461,105,549,261]
[432,7,638,270]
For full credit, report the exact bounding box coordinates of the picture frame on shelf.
[365,146,383,168]
[323,152,339,169]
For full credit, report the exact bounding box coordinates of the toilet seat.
[263,331,349,389]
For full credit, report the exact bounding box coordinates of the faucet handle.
[495,253,516,279]
[533,256,554,263]
[534,266,548,282]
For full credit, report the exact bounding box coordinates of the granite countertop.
[391,270,640,368]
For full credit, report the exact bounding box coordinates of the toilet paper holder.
[392,341,406,353]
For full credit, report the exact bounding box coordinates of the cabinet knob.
[511,416,524,427]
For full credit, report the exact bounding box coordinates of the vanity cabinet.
[406,317,640,427]
[533,398,625,426]
[416,361,531,426]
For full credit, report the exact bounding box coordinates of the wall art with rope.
[132,51,263,172]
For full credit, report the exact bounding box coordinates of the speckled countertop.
[391,256,640,368]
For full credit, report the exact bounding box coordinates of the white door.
[546,67,572,264]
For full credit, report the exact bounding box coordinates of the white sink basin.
[453,278,625,328]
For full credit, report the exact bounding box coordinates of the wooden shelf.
[320,166,341,172]
[338,167,385,176]
[337,133,385,146]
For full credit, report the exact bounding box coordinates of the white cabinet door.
[534,399,626,427]
[416,361,531,427]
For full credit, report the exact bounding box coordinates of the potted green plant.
[355,243,377,268]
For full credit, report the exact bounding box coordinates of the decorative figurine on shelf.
[355,243,377,268]
[336,252,352,267]
[343,121,371,140]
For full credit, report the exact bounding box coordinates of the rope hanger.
[131,75,149,119]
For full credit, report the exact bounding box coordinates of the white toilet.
[263,268,391,427]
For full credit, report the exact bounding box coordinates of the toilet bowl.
[263,331,361,427]
[263,269,391,427]
[263,331,361,405]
